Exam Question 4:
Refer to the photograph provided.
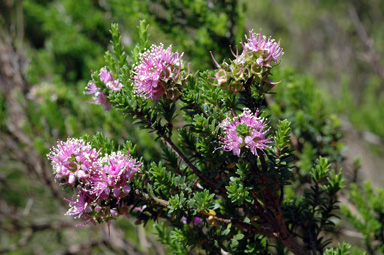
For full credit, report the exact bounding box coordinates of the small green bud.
[235,123,251,137]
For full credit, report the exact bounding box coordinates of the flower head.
[218,109,271,156]
[48,138,100,185]
[48,138,141,226]
[182,216,203,225]
[99,67,123,92]
[132,44,188,100]
[65,189,93,219]
[99,67,114,83]
[209,29,283,93]
[241,29,284,67]
[89,151,141,200]
[84,67,123,111]
[84,82,112,111]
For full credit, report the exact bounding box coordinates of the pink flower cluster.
[181,216,203,225]
[241,29,284,68]
[210,29,283,93]
[99,67,123,92]
[132,44,189,100]
[48,138,141,226]
[84,67,123,111]
[218,109,271,156]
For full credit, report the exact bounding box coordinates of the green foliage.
[23,0,109,83]
[324,242,353,255]
[337,76,384,138]
[112,0,246,70]
[342,181,384,254]
[193,190,216,213]
[284,157,345,254]
[324,169,345,197]
[168,193,187,214]
[154,222,189,255]
[82,132,136,155]
[270,69,344,164]
[310,156,330,184]
[131,20,150,64]
[226,177,251,205]
[244,235,269,254]
[274,119,291,151]
[148,161,176,197]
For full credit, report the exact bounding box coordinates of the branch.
[251,155,306,255]
[133,189,275,237]
[161,136,227,195]
[134,189,169,207]
[213,215,275,237]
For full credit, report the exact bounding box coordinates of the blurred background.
[0,0,383,254]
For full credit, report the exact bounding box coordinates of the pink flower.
[48,138,142,226]
[209,30,283,92]
[106,80,123,92]
[64,189,96,227]
[99,67,114,83]
[218,109,272,156]
[87,151,141,204]
[99,67,123,91]
[84,67,122,111]
[48,138,100,186]
[181,216,203,225]
[241,29,284,67]
[132,44,188,100]
[84,82,112,111]
[65,189,92,219]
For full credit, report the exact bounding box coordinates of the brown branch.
[214,215,275,237]
[133,189,277,238]
[251,154,306,255]
[134,189,169,207]
[161,136,227,195]
[248,160,281,231]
